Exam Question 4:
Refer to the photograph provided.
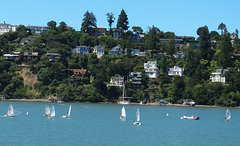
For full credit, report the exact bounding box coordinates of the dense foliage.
[0,13,240,106]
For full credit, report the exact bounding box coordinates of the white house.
[144,61,159,78]
[93,45,105,58]
[0,22,17,35]
[108,74,124,87]
[168,66,184,76]
[211,68,228,83]
[71,45,89,54]
[3,52,20,60]
[109,46,123,55]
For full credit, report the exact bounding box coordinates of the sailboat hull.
[118,101,131,105]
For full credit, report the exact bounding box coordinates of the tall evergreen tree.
[166,33,175,57]
[159,54,167,73]
[117,9,129,31]
[197,26,211,60]
[218,33,233,67]
[81,11,97,33]
[145,26,159,55]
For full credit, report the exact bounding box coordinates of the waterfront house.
[144,61,159,78]
[0,22,17,35]
[168,66,184,76]
[108,74,124,87]
[71,45,90,54]
[109,46,123,55]
[93,45,105,58]
[210,68,228,83]
[27,25,49,36]
[23,52,39,62]
[45,53,61,62]
[3,52,20,60]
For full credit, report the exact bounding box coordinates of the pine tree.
[117,9,129,31]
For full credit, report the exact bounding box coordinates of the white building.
[0,22,17,35]
[144,61,159,78]
[108,74,124,87]
[211,68,228,83]
[93,45,105,58]
[168,66,184,76]
[3,52,20,60]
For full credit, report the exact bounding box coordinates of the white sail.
[121,106,126,117]
[7,104,14,116]
[68,105,71,116]
[226,109,231,120]
[50,106,55,117]
[136,108,140,122]
[45,105,50,115]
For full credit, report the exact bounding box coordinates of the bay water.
[0,101,239,145]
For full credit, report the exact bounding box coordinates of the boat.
[133,108,141,125]
[120,106,126,120]
[181,115,199,120]
[118,84,132,105]
[225,109,231,122]
[5,104,15,117]
[43,105,50,117]
[62,105,71,118]
[48,105,55,118]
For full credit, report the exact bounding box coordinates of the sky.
[1,0,239,38]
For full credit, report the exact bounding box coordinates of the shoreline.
[2,98,239,108]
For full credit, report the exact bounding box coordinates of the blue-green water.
[0,101,239,146]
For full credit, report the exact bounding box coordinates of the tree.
[159,54,167,73]
[132,26,143,34]
[218,23,226,35]
[81,11,97,33]
[145,26,159,55]
[47,20,57,30]
[106,12,115,29]
[117,9,129,31]
[58,21,67,33]
[197,26,211,60]
[166,33,175,57]
[217,34,233,67]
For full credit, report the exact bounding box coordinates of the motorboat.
[181,115,199,120]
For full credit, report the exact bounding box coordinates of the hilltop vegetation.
[0,10,240,106]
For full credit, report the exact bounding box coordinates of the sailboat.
[43,105,50,117]
[5,104,15,117]
[62,105,71,118]
[118,84,132,104]
[120,106,126,120]
[133,108,141,125]
[225,109,231,122]
[48,105,55,118]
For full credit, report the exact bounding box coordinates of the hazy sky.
[1,0,239,37]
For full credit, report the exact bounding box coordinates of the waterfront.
[0,101,239,145]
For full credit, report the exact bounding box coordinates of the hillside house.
[46,53,61,62]
[168,66,184,76]
[93,45,105,58]
[109,46,123,55]
[108,74,124,87]
[20,38,36,45]
[3,52,20,60]
[144,61,159,78]
[88,26,107,37]
[23,52,38,62]
[0,22,17,35]
[27,25,49,36]
[129,72,142,89]
[210,68,228,83]
[71,45,90,54]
